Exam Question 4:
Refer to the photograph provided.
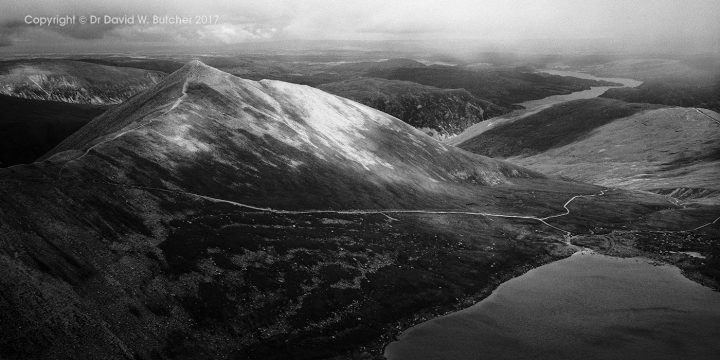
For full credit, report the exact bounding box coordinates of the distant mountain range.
[0,59,165,105]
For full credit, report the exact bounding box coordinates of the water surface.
[385,252,720,360]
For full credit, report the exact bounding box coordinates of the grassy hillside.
[590,57,720,112]
[602,78,720,113]
[458,98,662,157]
[458,98,720,203]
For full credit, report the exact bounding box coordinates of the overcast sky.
[1,0,719,52]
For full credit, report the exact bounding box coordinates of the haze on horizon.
[0,0,719,55]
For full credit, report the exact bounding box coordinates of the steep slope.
[0,59,165,105]
[318,78,502,138]
[457,98,720,203]
[0,62,717,360]
[0,94,107,167]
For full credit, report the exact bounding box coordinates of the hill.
[456,98,720,203]
[0,59,166,105]
[588,57,720,113]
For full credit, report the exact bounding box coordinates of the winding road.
[95,181,620,237]
[98,179,720,237]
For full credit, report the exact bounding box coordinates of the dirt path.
[104,180,604,235]
[695,108,720,126]
[106,180,720,236]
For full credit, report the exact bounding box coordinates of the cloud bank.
[0,0,718,52]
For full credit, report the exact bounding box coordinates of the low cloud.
[0,0,717,51]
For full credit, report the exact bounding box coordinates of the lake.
[385,251,720,360]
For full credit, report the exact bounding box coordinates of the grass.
[458,98,662,157]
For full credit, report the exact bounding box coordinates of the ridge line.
[56,80,189,179]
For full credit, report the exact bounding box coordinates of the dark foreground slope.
[0,94,107,167]
[457,98,720,203]
[0,62,717,360]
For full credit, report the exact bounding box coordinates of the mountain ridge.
[0,59,165,105]
[39,60,549,211]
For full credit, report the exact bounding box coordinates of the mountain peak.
[167,59,227,83]
[179,59,215,74]
[185,59,206,67]
[43,60,541,202]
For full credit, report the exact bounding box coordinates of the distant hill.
[457,98,720,203]
[590,58,720,112]
[76,57,185,74]
[457,98,664,157]
[0,59,165,104]
[602,79,720,113]
[327,58,426,74]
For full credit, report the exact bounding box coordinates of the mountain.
[318,78,503,138]
[0,59,166,105]
[1,62,718,360]
[42,60,543,210]
[0,94,107,167]
[456,98,720,203]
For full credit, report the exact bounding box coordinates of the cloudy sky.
[1,0,719,52]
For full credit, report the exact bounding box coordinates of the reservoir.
[385,252,720,360]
